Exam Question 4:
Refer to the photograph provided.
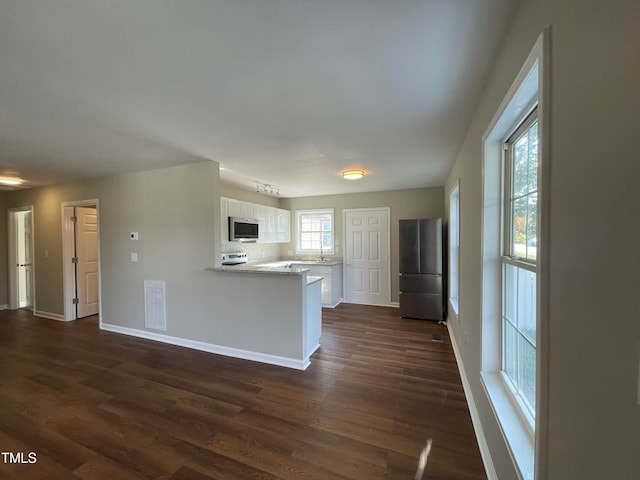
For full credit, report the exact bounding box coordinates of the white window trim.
[295,208,335,255]
[480,30,549,480]
[449,180,460,316]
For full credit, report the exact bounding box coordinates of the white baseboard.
[0,304,8,310]
[100,323,310,371]
[447,323,497,480]
[341,300,399,308]
[34,310,66,321]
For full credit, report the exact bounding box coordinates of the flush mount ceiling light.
[342,169,364,180]
[0,177,23,186]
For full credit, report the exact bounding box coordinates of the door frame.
[342,207,391,306]
[8,206,35,311]
[62,199,102,322]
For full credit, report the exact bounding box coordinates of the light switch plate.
[131,252,138,262]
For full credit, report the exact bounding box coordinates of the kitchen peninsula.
[206,264,322,370]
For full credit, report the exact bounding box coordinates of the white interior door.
[22,211,33,307]
[75,206,99,318]
[344,208,390,305]
[16,211,33,308]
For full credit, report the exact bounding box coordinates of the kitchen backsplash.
[221,242,281,263]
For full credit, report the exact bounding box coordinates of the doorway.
[343,207,391,306]
[8,207,34,311]
[62,200,101,321]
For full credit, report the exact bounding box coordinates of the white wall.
[445,0,640,478]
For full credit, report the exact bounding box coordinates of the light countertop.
[306,275,323,285]
[208,265,308,275]
[209,258,341,277]
[207,265,323,285]
[286,260,342,266]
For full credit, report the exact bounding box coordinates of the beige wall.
[4,171,441,334]
[7,162,221,319]
[4,162,309,361]
[445,0,640,478]
[280,187,444,303]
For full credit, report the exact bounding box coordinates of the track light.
[256,183,280,196]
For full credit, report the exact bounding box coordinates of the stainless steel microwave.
[229,216,259,242]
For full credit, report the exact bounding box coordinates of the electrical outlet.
[131,252,138,262]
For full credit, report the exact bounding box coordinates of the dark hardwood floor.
[0,305,485,480]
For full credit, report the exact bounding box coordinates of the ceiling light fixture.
[0,177,23,186]
[342,169,364,180]
[256,183,280,196]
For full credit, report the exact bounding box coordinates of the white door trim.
[8,206,35,311]
[342,207,392,306]
[61,199,102,323]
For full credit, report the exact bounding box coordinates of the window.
[502,110,538,419]
[449,181,460,315]
[296,209,334,254]
[481,32,546,480]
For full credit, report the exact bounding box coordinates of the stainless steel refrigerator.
[399,218,445,321]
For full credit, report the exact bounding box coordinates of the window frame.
[480,31,549,480]
[503,109,539,267]
[500,108,539,424]
[449,180,460,316]
[295,208,334,255]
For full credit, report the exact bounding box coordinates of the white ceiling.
[0,0,519,197]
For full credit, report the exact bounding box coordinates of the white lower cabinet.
[290,263,342,308]
[304,278,322,359]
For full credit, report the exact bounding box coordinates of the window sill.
[481,371,535,480]
[449,297,459,316]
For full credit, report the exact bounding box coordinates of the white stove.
[221,252,248,265]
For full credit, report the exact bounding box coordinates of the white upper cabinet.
[255,204,268,243]
[276,209,291,243]
[227,198,243,218]
[241,201,256,218]
[221,197,290,244]
[220,197,229,244]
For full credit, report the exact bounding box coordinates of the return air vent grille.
[144,280,166,331]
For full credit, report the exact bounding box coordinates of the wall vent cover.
[144,280,167,331]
